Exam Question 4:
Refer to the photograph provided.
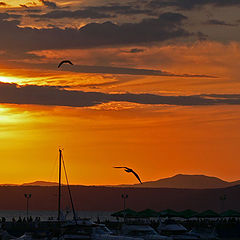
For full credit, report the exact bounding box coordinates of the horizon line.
[1,173,240,186]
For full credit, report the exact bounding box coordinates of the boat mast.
[62,157,78,224]
[58,148,62,221]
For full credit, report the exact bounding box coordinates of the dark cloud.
[56,63,213,78]
[196,31,208,41]
[25,9,42,13]
[0,13,11,19]
[6,8,42,13]
[47,23,57,28]
[0,82,239,107]
[19,4,29,9]
[30,5,154,19]
[39,0,58,9]
[209,0,240,7]
[17,62,213,78]
[204,19,237,27]
[0,12,190,53]
[84,5,153,16]
[123,48,145,53]
[0,13,22,20]
[0,2,6,6]
[29,9,112,19]
[148,0,240,10]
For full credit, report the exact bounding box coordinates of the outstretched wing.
[114,166,132,172]
[114,166,142,184]
[131,170,142,184]
[58,60,73,68]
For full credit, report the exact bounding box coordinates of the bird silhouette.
[114,167,142,184]
[58,60,73,68]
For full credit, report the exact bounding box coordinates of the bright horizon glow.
[3,1,41,7]
[0,102,240,185]
[0,76,21,84]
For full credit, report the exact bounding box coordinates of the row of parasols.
[111,208,240,219]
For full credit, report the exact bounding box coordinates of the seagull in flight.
[58,60,74,68]
[114,167,142,184]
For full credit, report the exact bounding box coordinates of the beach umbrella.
[178,209,198,219]
[221,210,240,218]
[111,208,138,218]
[159,209,180,218]
[196,210,220,218]
[137,209,159,218]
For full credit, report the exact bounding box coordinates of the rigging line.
[61,153,78,225]
[49,153,58,184]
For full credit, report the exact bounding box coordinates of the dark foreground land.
[0,218,240,239]
[0,185,239,211]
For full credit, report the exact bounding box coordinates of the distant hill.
[117,174,240,189]
[22,181,59,186]
[4,174,240,189]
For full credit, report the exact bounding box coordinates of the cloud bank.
[148,0,240,10]
[0,82,240,107]
[29,9,112,19]
[40,0,58,9]
[0,12,190,53]
[51,63,214,77]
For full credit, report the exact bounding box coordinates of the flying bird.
[58,60,73,68]
[114,167,142,184]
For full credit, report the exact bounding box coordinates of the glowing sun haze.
[0,0,240,185]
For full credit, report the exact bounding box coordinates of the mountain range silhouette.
[119,174,240,189]
[8,174,240,189]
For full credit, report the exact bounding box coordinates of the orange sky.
[0,0,240,185]
[0,102,240,185]
[0,41,240,185]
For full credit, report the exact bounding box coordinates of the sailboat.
[12,149,142,240]
[56,149,141,240]
[57,149,77,224]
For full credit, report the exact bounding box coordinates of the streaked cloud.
[0,2,7,7]
[83,5,153,16]
[29,9,113,19]
[11,61,215,78]
[204,19,237,27]
[28,4,154,19]
[0,82,240,107]
[40,63,214,77]
[123,48,145,53]
[39,0,58,9]
[148,0,240,10]
[0,12,22,19]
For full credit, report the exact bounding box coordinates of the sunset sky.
[0,0,240,185]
